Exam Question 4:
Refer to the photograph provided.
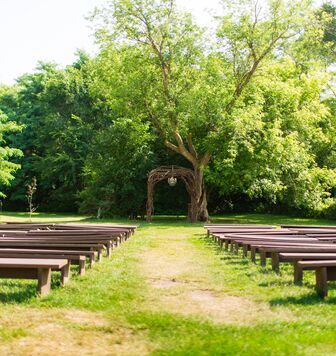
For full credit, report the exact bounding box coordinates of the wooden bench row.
[205,224,336,298]
[0,223,137,296]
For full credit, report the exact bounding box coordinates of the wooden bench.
[205,225,275,237]
[251,244,336,267]
[0,250,87,275]
[296,260,336,297]
[0,248,95,268]
[9,235,117,257]
[0,258,68,295]
[226,236,319,255]
[0,242,105,262]
[278,253,336,284]
[213,230,293,245]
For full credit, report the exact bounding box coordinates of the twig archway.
[146,165,198,222]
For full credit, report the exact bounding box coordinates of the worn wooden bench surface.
[0,251,86,275]
[268,250,336,273]
[0,237,114,257]
[207,228,276,238]
[281,225,336,229]
[280,253,336,260]
[0,247,95,261]
[218,235,320,253]
[0,258,68,296]
[0,242,105,262]
[289,229,336,234]
[233,239,329,258]
[297,260,336,297]
[254,244,336,267]
[212,231,298,244]
[56,224,136,237]
[205,225,276,237]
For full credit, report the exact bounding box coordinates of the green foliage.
[0,110,22,197]
[0,0,335,218]
[80,118,155,217]
[207,57,336,215]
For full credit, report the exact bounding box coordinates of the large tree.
[93,0,320,221]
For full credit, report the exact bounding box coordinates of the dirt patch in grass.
[140,235,293,325]
[0,307,154,355]
[154,288,292,325]
[62,309,110,327]
[151,278,187,288]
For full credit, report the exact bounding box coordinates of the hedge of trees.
[0,0,335,219]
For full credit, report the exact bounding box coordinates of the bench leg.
[79,259,86,276]
[97,248,103,262]
[294,263,303,285]
[37,268,51,296]
[260,251,267,267]
[106,242,112,258]
[234,242,239,255]
[89,255,95,268]
[316,267,328,298]
[251,247,256,263]
[61,263,71,286]
[224,240,229,251]
[243,245,248,258]
[230,241,234,253]
[271,252,280,273]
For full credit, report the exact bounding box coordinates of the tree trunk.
[190,166,209,222]
[164,131,210,222]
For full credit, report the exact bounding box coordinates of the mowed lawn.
[0,212,336,354]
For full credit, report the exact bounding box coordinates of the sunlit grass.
[0,211,335,354]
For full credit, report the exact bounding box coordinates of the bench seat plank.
[0,258,68,296]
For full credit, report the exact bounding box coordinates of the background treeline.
[0,0,335,219]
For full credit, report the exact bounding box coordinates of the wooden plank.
[0,258,67,269]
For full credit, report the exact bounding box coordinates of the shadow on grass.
[0,281,37,303]
[270,293,336,305]
[220,258,250,265]
[0,274,62,304]
[258,279,294,288]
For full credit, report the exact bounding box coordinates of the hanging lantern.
[168,176,177,186]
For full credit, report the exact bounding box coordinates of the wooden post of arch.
[146,165,198,222]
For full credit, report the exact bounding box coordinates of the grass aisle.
[0,215,335,354]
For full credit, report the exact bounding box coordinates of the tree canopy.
[0,0,335,219]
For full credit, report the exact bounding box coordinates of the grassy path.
[0,218,336,354]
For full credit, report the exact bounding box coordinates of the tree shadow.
[269,293,336,305]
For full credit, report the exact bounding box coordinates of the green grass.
[5,210,336,226]
[0,211,336,354]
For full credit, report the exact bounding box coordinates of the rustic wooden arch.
[146,165,198,222]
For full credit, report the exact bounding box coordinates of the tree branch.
[200,152,211,167]
[164,131,198,166]
[187,133,198,158]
